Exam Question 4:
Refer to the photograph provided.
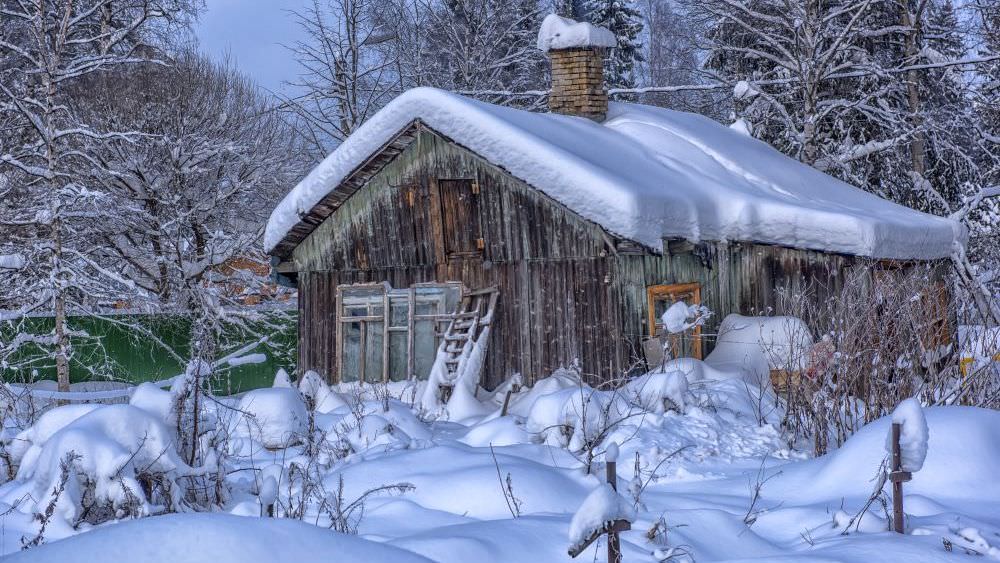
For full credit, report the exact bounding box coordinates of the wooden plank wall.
[291,125,947,388]
[294,129,625,387]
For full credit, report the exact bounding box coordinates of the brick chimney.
[537,14,617,122]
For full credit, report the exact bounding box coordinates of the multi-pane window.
[336,283,462,383]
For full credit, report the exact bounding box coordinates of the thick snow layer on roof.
[536,14,617,52]
[266,87,963,260]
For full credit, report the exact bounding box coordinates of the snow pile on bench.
[536,14,616,52]
[266,87,962,260]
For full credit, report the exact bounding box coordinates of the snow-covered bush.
[8,405,202,529]
[232,388,309,449]
[776,263,963,454]
[624,369,692,414]
[525,386,634,457]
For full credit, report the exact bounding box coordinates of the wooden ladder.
[440,286,499,380]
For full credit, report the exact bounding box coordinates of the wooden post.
[889,422,912,534]
[606,458,622,563]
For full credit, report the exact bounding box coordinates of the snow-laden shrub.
[6,404,100,466]
[525,387,633,452]
[624,369,691,414]
[329,399,431,456]
[232,388,309,449]
[297,370,348,414]
[11,405,198,527]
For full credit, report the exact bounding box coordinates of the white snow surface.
[536,14,617,52]
[706,314,815,377]
[4,366,1000,562]
[885,398,929,472]
[265,87,962,260]
[567,483,636,547]
[4,513,433,563]
[0,253,25,270]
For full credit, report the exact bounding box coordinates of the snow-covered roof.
[266,87,963,260]
[536,14,617,52]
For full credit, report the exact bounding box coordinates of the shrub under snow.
[11,405,196,526]
[233,388,309,449]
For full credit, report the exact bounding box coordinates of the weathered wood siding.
[293,127,626,386]
[289,123,946,388]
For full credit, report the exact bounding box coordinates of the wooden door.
[438,179,483,257]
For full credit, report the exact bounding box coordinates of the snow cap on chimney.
[538,14,616,122]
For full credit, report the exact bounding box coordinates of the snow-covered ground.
[1,363,999,562]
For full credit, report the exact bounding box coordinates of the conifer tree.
[584,0,645,89]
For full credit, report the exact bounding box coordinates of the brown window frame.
[646,282,703,360]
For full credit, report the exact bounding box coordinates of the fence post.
[889,422,911,534]
[606,458,621,563]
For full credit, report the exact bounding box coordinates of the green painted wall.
[1,312,297,394]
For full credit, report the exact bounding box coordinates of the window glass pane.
[388,331,409,381]
[341,322,361,382]
[413,319,438,379]
[390,303,409,327]
[364,321,384,382]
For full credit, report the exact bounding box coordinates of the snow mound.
[233,388,308,449]
[129,382,173,421]
[536,14,616,52]
[623,369,691,414]
[4,513,433,563]
[885,398,928,472]
[297,370,348,413]
[525,387,633,450]
[787,406,1000,502]
[6,404,100,463]
[568,483,636,548]
[266,87,962,260]
[706,315,814,379]
[11,405,192,525]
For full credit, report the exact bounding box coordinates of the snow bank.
[4,513,433,563]
[233,388,308,449]
[11,405,193,525]
[536,14,616,52]
[624,369,690,414]
[706,315,813,379]
[885,398,928,472]
[568,483,636,549]
[265,88,962,260]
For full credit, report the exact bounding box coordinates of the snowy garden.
[0,308,998,563]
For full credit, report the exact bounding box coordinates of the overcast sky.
[195,0,309,94]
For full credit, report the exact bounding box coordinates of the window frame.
[646,282,703,360]
[335,282,462,383]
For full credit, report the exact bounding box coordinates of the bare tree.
[0,0,197,390]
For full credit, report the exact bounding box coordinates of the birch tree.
[0,0,196,390]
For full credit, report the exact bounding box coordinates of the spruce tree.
[584,0,645,90]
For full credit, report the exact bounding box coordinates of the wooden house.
[265,17,961,388]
